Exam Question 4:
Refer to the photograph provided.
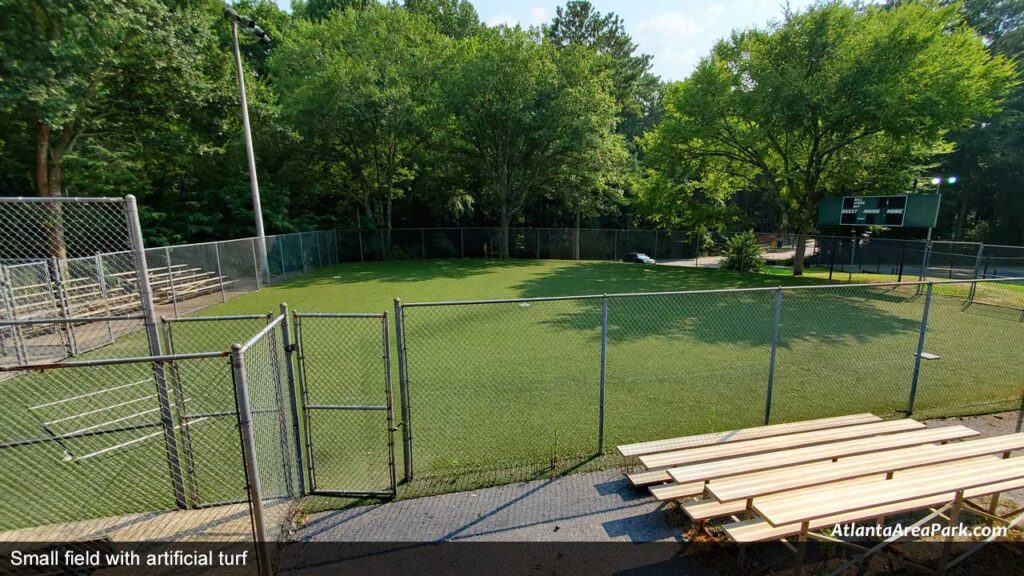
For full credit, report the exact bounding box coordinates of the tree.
[271,4,446,240]
[546,1,661,145]
[645,1,1016,274]
[403,0,481,38]
[293,0,371,21]
[444,28,622,257]
[939,0,1024,242]
[0,0,249,254]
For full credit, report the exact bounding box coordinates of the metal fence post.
[421,229,427,260]
[299,233,307,273]
[50,257,78,356]
[230,343,272,576]
[1016,390,1023,434]
[598,295,608,454]
[279,303,306,495]
[165,246,178,318]
[765,287,783,425]
[907,282,934,415]
[316,232,323,267]
[393,298,413,481]
[278,236,287,278]
[94,253,114,342]
[0,265,27,364]
[214,242,227,303]
[124,195,187,510]
[251,238,263,290]
[459,228,464,259]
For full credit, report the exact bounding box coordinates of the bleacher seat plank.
[627,469,673,486]
[648,481,705,501]
[666,426,979,485]
[681,498,749,521]
[617,414,880,458]
[641,420,924,470]
[753,456,1024,526]
[708,433,1024,502]
[725,475,1024,542]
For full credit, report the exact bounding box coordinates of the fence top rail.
[0,196,124,204]
[237,313,285,352]
[401,276,1024,308]
[0,350,230,372]
[163,314,271,323]
[294,312,385,319]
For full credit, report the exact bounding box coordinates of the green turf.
[3,259,1022,529]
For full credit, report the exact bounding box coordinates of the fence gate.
[294,312,396,497]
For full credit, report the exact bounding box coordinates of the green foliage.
[404,0,481,38]
[644,0,1016,237]
[720,231,765,273]
[272,4,447,231]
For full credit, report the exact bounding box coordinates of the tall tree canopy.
[546,0,661,144]
[642,0,1016,273]
[444,27,623,257]
[272,4,447,236]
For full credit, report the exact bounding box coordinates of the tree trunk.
[499,204,510,259]
[36,120,67,259]
[954,198,968,240]
[385,193,393,248]
[792,234,806,276]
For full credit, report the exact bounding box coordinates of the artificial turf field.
[2,259,1022,530]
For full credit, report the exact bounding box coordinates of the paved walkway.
[294,411,1023,544]
[295,468,684,543]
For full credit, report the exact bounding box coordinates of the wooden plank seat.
[707,433,1024,503]
[667,425,980,485]
[641,419,925,471]
[649,481,705,501]
[165,279,234,300]
[617,414,881,458]
[152,273,219,293]
[725,475,1024,543]
[753,455,1024,526]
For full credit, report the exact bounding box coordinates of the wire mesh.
[295,314,394,495]
[605,290,774,448]
[0,351,266,545]
[771,283,925,422]
[400,298,601,487]
[236,317,301,544]
[914,279,1024,417]
[0,199,146,368]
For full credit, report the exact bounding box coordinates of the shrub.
[721,231,765,273]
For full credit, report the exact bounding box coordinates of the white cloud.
[528,6,548,26]
[487,14,519,27]
[637,12,704,38]
[707,5,725,16]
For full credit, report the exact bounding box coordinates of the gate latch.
[285,344,298,353]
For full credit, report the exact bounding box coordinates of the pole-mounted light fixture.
[224,5,270,285]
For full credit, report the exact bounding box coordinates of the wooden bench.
[707,433,1024,502]
[724,475,1024,542]
[617,414,881,458]
[649,481,705,501]
[666,425,980,485]
[753,455,1024,526]
[640,419,924,470]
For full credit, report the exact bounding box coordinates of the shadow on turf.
[512,265,925,346]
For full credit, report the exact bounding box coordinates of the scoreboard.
[818,195,941,228]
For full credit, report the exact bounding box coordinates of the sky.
[272,1,817,81]
[471,0,817,81]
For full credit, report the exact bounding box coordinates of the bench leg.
[793,521,810,576]
[937,490,964,575]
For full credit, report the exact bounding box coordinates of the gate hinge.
[285,343,298,353]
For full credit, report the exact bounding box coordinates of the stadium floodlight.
[930,175,957,194]
[224,6,271,286]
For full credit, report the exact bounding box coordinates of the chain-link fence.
[294,313,396,498]
[0,197,150,369]
[805,236,1024,281]
[394,277,1024,495]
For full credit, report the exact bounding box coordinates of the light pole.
[225,6,270,286]
[931,175,957,195]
